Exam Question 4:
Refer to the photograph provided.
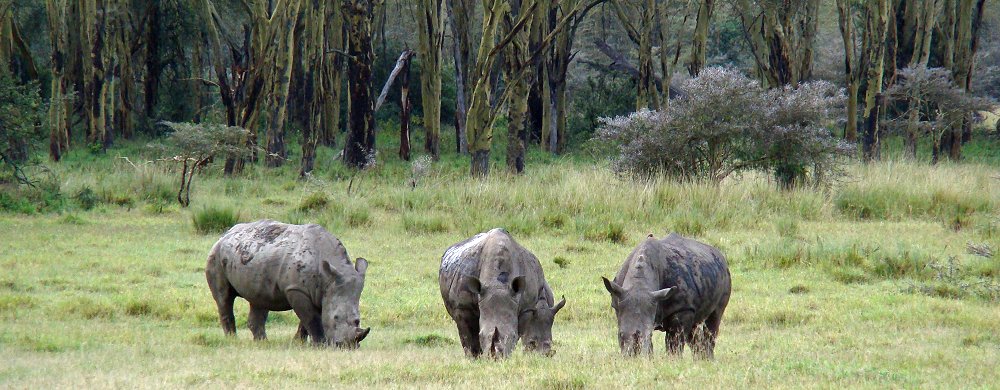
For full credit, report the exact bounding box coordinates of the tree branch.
[375,49,417,112]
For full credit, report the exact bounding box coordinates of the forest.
[1,0,999,388]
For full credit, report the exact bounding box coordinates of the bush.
[0,67,44,185]
[192,205,241,234]
[74,187,99,210]
[595,67,851,188]
[298,192,330,212]
[152,122,252,207]
[402,213,451,234]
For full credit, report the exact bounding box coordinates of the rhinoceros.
[602,233,730,358]
[439,228,566,358]
[205,220,370,348]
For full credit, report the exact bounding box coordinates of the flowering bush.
[595,67,851,188]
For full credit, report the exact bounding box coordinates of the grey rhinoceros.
[206,220,370,348]
[602,233,731,358]
[439,228,566,358]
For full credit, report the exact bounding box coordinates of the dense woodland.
[1,0,998,182]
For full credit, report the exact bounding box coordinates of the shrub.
[584,222,627,244]
[595,67,851,187]
[298,192,330,212]
[345,205,371,227]
[402,213,450,234]
[192,205,241,234]
[0,67,44,185]
[75,187,99,210]
[151,122,252,207]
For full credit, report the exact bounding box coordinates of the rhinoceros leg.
[287,290,324,345]
[452,309,481,357]
[693,310,724,360]
[206,267,238,336]
[295,322,308,341]
[248,305,269,341]
[665,311,695,356]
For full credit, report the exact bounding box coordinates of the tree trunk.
[447,0,473,155]
[466,0,506,177]
[342,0,378,169]
[687,0,714,77]
[264,1,302,168]
[144,1,160,119]
[399,57,412,161]
[861,0,890,162]
[502,0,532,174]
[417,0,444,159]
[837,0,859,141]
[46,0,71,161]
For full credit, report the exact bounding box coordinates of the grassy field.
[1,139,999,388]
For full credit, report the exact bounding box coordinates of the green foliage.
[192,205,241,234]
[568,75,635,145]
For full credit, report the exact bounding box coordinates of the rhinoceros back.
[210,220,348,309]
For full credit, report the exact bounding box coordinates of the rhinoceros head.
[321,257,371,349]
[602,275,676,357]
[467,274,525,359]
[518,292,565,357]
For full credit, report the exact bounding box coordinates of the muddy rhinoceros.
[602,233,730,358]
[439,228,566,358]
[206,219,370,348]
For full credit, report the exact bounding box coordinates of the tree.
[300,0,342,177]
[613,0,660,110]
[154,122,251,207]
[342,0,381,169]
[859,0,891,162]
[885,66,992,160]
[446,0,476,154]
[733,0,820,88]
[416,0,445,159]
[935,0,987,161]
[501,0,534,173]
[252,0,303,168]
[686,0,714,77]
[537,0,607,154]
[836,0,891,160]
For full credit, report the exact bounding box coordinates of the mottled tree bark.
[417,0,444,159]
[734,0,819,88]
[837,0,860,141]
[447,0,474,154]
[263,1,302,168]
[46,0,71,161]
[342,0,380,169]
[687,0,714,77]
[860,0,890,162]
[399,57,412,161]
[502,0,533,174]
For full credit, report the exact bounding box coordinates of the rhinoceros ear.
[651,287,677,302]
[603,277,625,298]
[355,257,369,277]
[552,296,567,314]
[466,276,482,295]
[322,261,343,282]
[511,276,526,295]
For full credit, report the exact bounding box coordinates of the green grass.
[0,139,999,387]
